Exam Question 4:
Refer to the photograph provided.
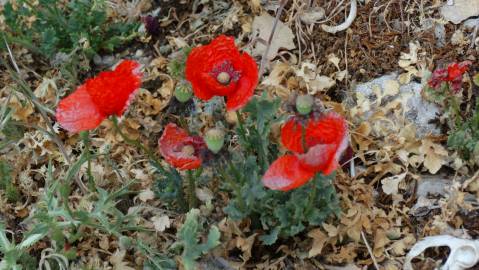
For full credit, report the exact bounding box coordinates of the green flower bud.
[174,84,193,103]
[119,236,132,250]
[473,143,479,165]
[296,94,314,115]
[204,128,225,154]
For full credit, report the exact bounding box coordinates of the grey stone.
[354,73,441,137]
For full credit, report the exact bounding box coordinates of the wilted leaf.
[251,13,295,60]
[381,172,407,195]
[138,188,155,202]
[308,229,328,257]
[151,215,171,232]
[420,139,448,174]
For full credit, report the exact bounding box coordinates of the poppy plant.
[262,112,349,191]
[185,35,258,111]
[158,123,206,170]
[56,60,142,133]
[428,61,471,93]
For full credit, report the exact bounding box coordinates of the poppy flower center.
[217,72,231,85]
[210,60,241,86]
[181,145,195,156]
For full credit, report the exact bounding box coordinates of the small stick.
[361,230,380,270]
[258,0,289,78]
[470,20,479,49]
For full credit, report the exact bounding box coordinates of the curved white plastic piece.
[321,0,357,34]
[404,235,479,270]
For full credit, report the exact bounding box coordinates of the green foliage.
[11,159,175,269]
[222,156,340,245]
[171,209,220,270]
[154,165,189,212]
[2,0,138,60]
[448,99,479,162]
[473,73,479,87]
[0,104,25,151]
[0,223,45,269]
[0,160,20,203]
[423,82,463,129]
[236,93,283,171]
[167,47,192,80]
[220,94,340,244]
[136,241,177,270]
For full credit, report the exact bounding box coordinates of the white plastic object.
[404,235,479,270]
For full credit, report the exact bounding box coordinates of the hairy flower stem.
[235,111,269,171]
[450,97,462,128]
[187,170,197,209]
[80,131,95,190]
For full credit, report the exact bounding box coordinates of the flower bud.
[119,236,132,250]
[174,84,193,103]
[204,128,225,154]
[296,94,314,115]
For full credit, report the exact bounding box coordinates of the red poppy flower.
[56,60,142,133]
[263,112,348,191]
[158,123,205,170]
[428,61,471,93]
[185,35,258,111]
[262,155,316,191]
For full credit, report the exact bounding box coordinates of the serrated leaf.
[175,209,220,270]
[18,233,45,250]
[202,226,220,251]
[259,226,280,245]
[0,225,12,252]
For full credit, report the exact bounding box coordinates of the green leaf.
[473,73,479,87]
[175,209,220,270]
[259,226,280,245]
[0,224,12,252]
[18,233,45,250]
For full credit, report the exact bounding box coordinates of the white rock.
[464,18,479,29]
[440,0,479,24]
[354,73,441,137]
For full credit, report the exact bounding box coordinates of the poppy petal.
[262,155,316,191]
[55,85,105,133]
[55,60,142,133]
[85,60,142,116]
[297,144,338,173]
[158,123,203,170]
[225,52,258,111]
[185,35,258,110]
[280,117,306,153]
[305,112,348,148]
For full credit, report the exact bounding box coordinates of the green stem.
[80,131,95,190]
[235,111,246,139]
[224,166,246,211]
[305,176,318,214]
[187,170,197,209]
[236,111,268,170]
[450,97,462,128]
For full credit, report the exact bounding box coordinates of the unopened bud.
[204,128,225,154]
[296,94,314,115]
[174,84,193,103]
